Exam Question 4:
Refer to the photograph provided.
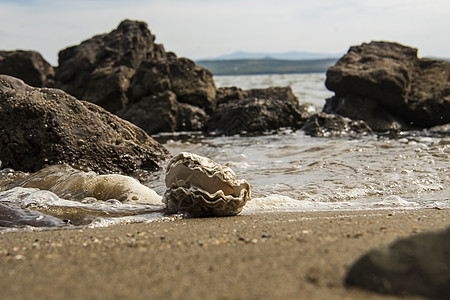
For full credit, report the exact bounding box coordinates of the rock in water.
[56,19,216,133]
[325,41,450,129]
[0,75,170,174]
[207,87,308,135]
[301,112,372,137]
[345,227,450,298]
[163,152,251,217]
[0,203,66,228]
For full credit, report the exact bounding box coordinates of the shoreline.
[1,208,448,299]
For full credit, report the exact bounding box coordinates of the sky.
[1,0,449,65]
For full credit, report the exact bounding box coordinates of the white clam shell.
[162,152,251,217]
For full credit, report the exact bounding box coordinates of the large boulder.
[325,41,450,129]
[346,226,450,298]
[0,75,170,174]
[55,20,158,112]
[55,19,216,135]
[207,86,307,135]
[0,50,55,87]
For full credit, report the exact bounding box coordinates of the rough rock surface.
[323,94,406,132]
[56,20,158,112]
[127,55,216,113]
[176,102,209,132]
[325,41,450,129]
[301,113,372,137]
[55,19,216,131]
[0,50,55,87]
[207,87,307,134]
[0,75,170,174]
[118,91,179,134]
[216,86,247,105]
[117,90,208,134]
[346,226,450,298]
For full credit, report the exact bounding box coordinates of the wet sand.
[1,208,448,299]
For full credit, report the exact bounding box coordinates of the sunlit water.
[1,73,448,231]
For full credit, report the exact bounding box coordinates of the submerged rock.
[301,112,372,137]
[323,94,405,132]
[0,203,66,228]
[163,152,251,217]
[0,75,170,174]
[208,86,308,135]
[346,227,450,298]
[0,50,55,87]
[325,41,450,130]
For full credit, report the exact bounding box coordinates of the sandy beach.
[1,208,448,300]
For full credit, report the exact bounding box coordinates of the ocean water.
[1,73,449,231]
[214,73,333,110]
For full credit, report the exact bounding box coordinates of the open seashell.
[162,152,251,217]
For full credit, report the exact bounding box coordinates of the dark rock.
[118,91,179,134]
[429,123,450,135]
[407,58,450,126]
[176,102,208,132]
[127,55,216,113]
[167,56,216,112]
[346,227,450,298]
[207,86,307,135]
[0,75,170,174]
[326,41,416,108]
[301,113,372,137]
[118,91,208,134]
[0,50,55,87]
[54,19,216,135]
[323,94,405,132]
[56,19,157,112]
[216,86,247,105]
[325,41,450,129]
[246,86,299,106]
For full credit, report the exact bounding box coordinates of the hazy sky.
[1,0,449,65]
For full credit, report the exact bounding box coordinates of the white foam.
[242,194,425,214]
[0,187,164,213]
[18,165,163,205]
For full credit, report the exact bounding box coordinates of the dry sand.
[1,208,448,300]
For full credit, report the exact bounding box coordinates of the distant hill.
[201,51,341,61]
[196,58,337,75]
